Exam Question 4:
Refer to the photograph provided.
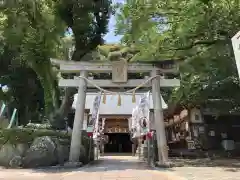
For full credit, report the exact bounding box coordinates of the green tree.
[115,0,240,112]
[1,0,113,128]
[50,0,113,129]
[0,0,65,124]
[55,0,112,61]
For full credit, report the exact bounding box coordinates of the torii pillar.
[151,69,168,165]
[69,71,88,162]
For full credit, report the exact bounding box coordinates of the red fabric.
[146,132,153,139]
[87,132,93,137]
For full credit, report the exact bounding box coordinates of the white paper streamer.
[89,92,102,140]
[130,92,150,138]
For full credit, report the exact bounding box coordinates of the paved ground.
[0,156,182,180]
[0,156,239,180]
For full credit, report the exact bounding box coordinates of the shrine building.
[72,92,168,154]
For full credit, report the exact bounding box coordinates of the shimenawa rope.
[77,75,162,106]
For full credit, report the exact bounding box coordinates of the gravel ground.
[171,166,240,180]
[168,158,240,180]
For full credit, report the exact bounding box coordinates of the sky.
[103,0,124,43]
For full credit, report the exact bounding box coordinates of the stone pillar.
[137,138,142,159]
[143,140,148,160]
[132,143,135,156]
[151,69,168,165]
[69,71,88,162]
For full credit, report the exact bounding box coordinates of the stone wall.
[0,128,94,168]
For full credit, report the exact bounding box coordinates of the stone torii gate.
[51,58,180,165]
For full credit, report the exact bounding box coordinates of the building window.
[195,114,200,121]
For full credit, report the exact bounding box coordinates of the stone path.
[0,156,182,180]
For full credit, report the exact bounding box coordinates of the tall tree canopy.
[116,0,240,113]
[0,0,65,124]
[50,0,112,129]
[0,0,113,126]
[55,0,112,60]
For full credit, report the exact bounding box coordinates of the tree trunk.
[49,87,76,129]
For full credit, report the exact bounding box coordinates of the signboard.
[112,60,128,83]
[187,140,196,150]
[231,31,240,79]
[105,127,128,133]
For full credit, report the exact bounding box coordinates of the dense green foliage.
[55,0,112,60]
[0,0,64,124]
[50,0,112,129]
[2,0,239,126]
[0,0,112,127]
[116,0,240,113]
